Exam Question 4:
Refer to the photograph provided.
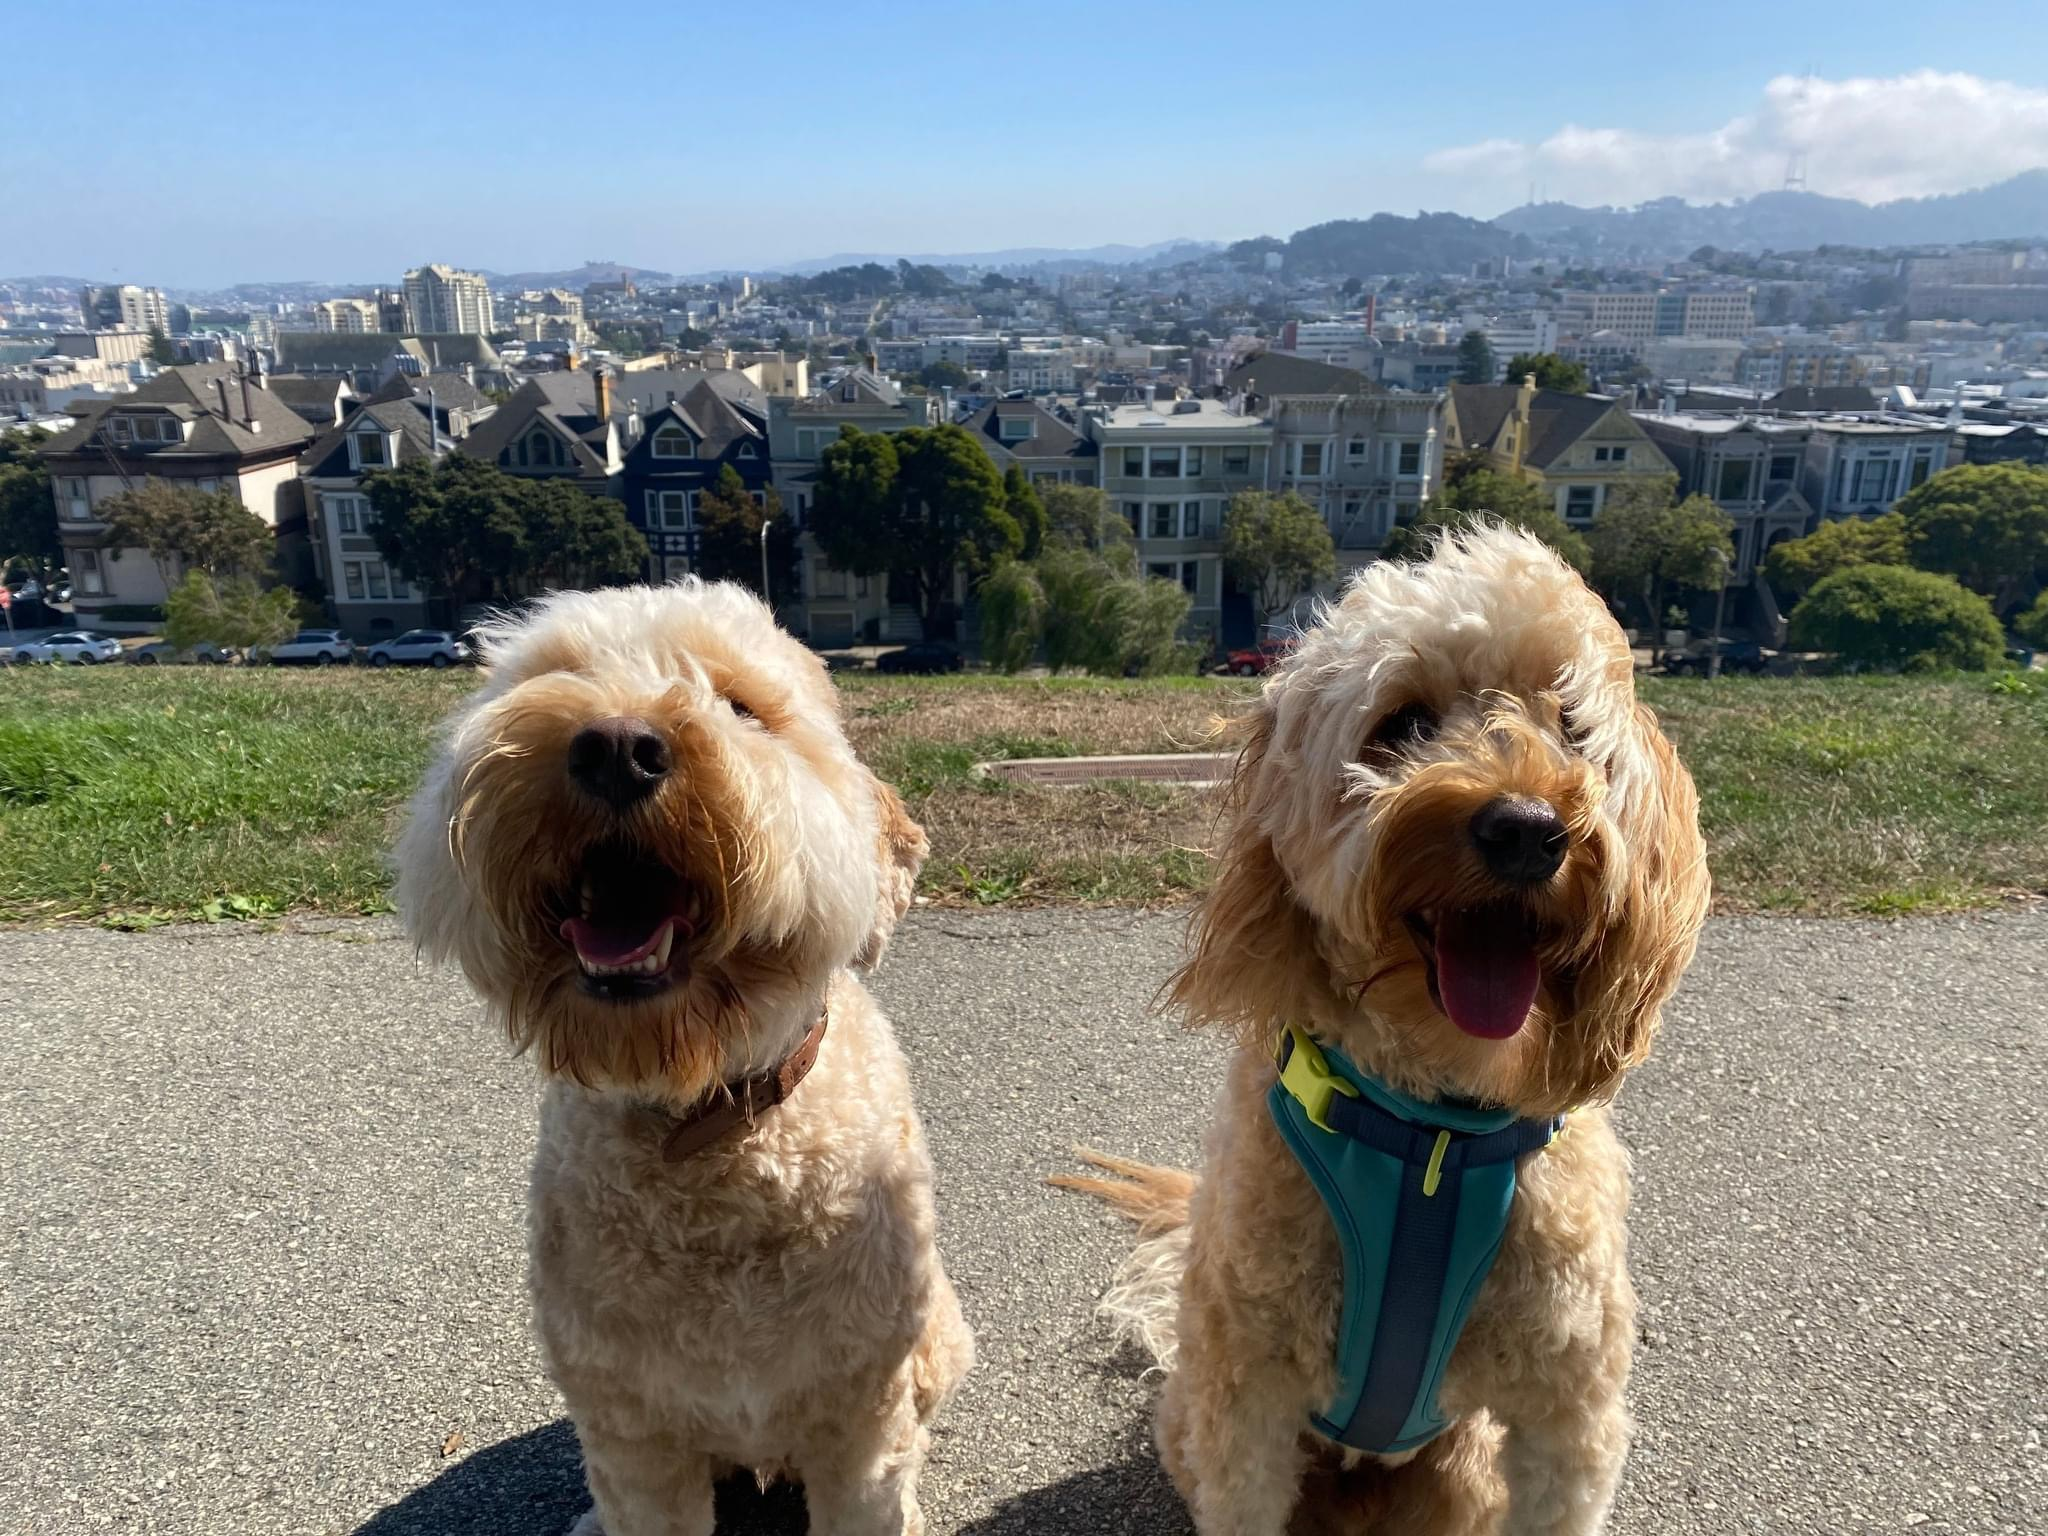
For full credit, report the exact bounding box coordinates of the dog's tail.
[1051,1149,1197,1371]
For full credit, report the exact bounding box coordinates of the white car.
[263,629,356,666]
[11,631,123,665]
[365,628,470,668]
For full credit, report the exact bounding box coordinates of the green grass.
[0,666,2040,923]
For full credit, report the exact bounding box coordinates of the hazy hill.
[1229,212,1531,277]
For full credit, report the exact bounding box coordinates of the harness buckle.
[1276,1025,1360,1135]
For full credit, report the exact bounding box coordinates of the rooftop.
[1096,398,1264,432]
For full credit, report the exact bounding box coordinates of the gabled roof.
[299,396,439,478]
[41,364,316,460]
[1224,352,1376,399]
[791,368,902,412]
[958,398,1096,464]
[1449,383,1650,471]
[610,368,766,423]
[274,333,422,372]
[455,372,613,479]
[263,373,353,427]
[364,369,490,414]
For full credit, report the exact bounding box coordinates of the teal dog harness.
[1268,1025,1562,1454]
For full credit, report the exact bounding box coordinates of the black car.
[875,641,964,675]
[1660,639,1768,676]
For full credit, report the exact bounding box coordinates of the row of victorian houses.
[37,344,1979,651]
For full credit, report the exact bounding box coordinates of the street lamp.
[760,517,775,609]
[1706,544,1733,680]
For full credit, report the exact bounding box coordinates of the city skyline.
[3,1,2047,289]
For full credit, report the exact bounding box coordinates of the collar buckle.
[1275,1023,1360,1135]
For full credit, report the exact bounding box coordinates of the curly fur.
[396,580,971,1536]
[1063,525,1709,1536]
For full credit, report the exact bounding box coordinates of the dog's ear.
[392,719,505,983]
[855,775,928,969]
[1166,708,1327,1044]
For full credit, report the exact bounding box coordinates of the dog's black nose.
[567,717,670,808]
[1470,796,1568,885]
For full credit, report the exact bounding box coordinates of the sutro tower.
[1781,69,1813,191]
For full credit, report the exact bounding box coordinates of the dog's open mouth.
[1405,905,1544,1040]
[557,840,706,1002]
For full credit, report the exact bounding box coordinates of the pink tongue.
[559,915,673,966]
[1433,908,1542,1039]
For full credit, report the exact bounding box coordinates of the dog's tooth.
[650,922,675,970]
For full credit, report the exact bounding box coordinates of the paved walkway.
[2,911,2043,1534]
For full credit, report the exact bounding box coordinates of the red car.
[1224,637,1298,676]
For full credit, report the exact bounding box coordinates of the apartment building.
[0,356,135,414]
[513,288,590,345]
[80,284,170,334]
[1274,317,1377,372]
[311,298,382,333]
[1460,312,1558,374]
[1632,410,1815,580]
[1736,338,1866,393]
[38,364,318,622]
[1800,418,1952,521]
[402,265,496,336]
[1005,348,1077,392]
[51,330,153,365]
[1086,393,1271,645]
[1444,377,1676,528]
[1559,289,1755,345]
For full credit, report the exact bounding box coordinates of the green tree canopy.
[1002,463,1046,561]
[693,464,798,604]
[1501,352,1589,394]
[164,569,297,652]
[1788,565,2005,672]
[809,424,1019,637]
[1222,490,1336,620]
[1039,484,1132,556]
[1896,462,2048,612]
[1456,330,1495,385]
[1762,512,1908,599]
[1384,465,1590,572]
[365,455,647,611]
[918,360,972,391]
[97,478,275,593]
[146,327,178,366]
[2014,589,2048,649]
[1585,478,1734,627]
[0,427,60,580]
[977,559,1046,674]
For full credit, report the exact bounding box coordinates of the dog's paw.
[565,1510,604,1536]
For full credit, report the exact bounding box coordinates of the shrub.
[978,560,1045,674]
[1788,565,2006,672]
[1763,512,1907,599]
[2015,589,2048,649]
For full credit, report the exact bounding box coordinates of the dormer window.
[736,442,756,458]
[999,415,1034,442]
[653,427,693,459]
[352,431,389,469]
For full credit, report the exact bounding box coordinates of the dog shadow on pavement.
[953,1427,1192,1536]
[351,1419,808,1536]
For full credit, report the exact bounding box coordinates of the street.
[2,909,2043,1536]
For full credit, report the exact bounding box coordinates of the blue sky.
[4,1,2043,289]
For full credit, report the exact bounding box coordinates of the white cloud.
[1422,71,2048,209]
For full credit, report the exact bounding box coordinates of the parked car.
[365,628,470,668]
[261,629,356,666]
[130,640,238,666]
[1223,637,1298,677]
[1658,638,1768,676]
[10,630,123,665]
[874,640,963,675]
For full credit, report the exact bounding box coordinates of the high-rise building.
[401,265,496,335]
[80,283,171,334]
[1558,289,1754,345]
[311,298,382,333]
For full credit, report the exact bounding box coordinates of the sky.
[4,0,2046,290]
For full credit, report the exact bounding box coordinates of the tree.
[146,327,178,366]
[0,427,59,581]
[1585,478,1734,628]
[1897,462,2048,613]
[1384,465,1590,572]
[1222,490,1336,621]
[1039,484,1131,555]
[1763,512,1908,599]
[2015,589,2048,649]
[809,424,1020,638]
[1788,565,2005,671]
[1002,464,1046,561]
[97,478,275,593]
[365,455,647,611]
[978,559,1046,673]
[693,465,798,603]
[919,360,971,392]
[1501,353,1589,394]
[1456,330,1495,385]
[164,569,296,652]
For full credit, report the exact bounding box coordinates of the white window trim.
[651,428,695,460]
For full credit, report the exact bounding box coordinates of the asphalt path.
[2,910,2043,1536]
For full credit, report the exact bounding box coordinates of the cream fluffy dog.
[396,580,972,1536]
[1066,525,1709,1535]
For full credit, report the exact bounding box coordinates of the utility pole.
[1706,546,1732,679]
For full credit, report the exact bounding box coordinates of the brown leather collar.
[659,1008,830,1162]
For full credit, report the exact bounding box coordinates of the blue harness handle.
[1268,1028,1560,1454]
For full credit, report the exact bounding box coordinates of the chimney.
[1144,382,1157,410]
[215,375,232,421]
[593,363,612,423]
[239,366,258,428]
[865,352,878,374]
[427,386,441,457]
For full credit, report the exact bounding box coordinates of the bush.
[164,571,298,652]
[978,561,1045,673]
[1763,512,1908,599]
[1788,565,2006,672]
[2016,589,2048,649]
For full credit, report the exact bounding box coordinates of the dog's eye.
[726,695,755,721]
[1560,707,1590,755]
[1364,703,1438,760]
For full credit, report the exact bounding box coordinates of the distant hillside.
[775,239,1219,276]
[1231,212,1531,277]
[483,261,677,291]
[1496,171,2048,259]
